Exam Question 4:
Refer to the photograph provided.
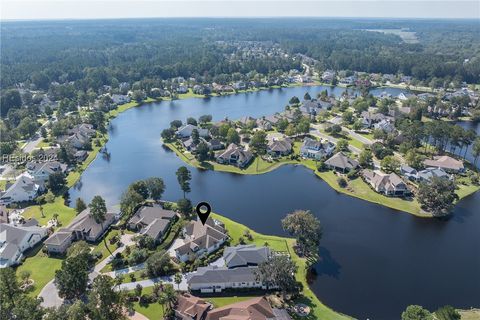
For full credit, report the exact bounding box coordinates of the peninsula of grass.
[166,141,480,218]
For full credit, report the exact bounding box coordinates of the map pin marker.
[196,202,211,226]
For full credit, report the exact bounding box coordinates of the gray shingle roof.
[223,244,270,268]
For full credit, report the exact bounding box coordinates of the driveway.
[116,273,188,292]
[39,279,63,308]
[94,234,136,273]
[167,238,185,258]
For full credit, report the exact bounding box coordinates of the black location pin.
[195,202,211,225]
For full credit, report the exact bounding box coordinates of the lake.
[69,85,480,319]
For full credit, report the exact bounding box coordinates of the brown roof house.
[174,293,212,320]
[267,139,292,157]
[423,155,465,173]
[175,217,228,262]
[44,208,116,254]
[216,144,253,168]
[363,170,409,197]
[128,205,177,243]
[325,152,359,173]
[205,296,289,320]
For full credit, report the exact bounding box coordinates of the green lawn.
[16,246,64,297]
[23,196,77,227]
[132,286,166,319]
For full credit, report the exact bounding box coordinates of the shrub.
[337,177,347,188]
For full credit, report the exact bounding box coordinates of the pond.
[69,85,480,319]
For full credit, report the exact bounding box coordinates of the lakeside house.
[175,217,228,262]
[216,143,253,168]
[176,124,210,139]
[324,152,359,173]
[363,170,409,197]
[360,111,392,128]
[400,165,451,183]
[267,138,293,157]
[26,161,67,184]
[300,137,335,160]
[187,244,271,293]
[110,94,130,105]
[0,223,48,268]
[423,155,465,173]
[128,205,177,243]
[44,208,117,254]
[0,173,40,205]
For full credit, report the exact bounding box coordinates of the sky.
[1,0,479,20]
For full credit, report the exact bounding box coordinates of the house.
[300,138,335,160]
[400,164,418,180]
[74,150,88,162]
[44,208,116,254]
[416,168,451,183]
[321,70,336,82]
[363,170,409,197]
[267,139,292,157]
[223,244,270,268]
[256,119,272,131]
[176,85,188,94]
[361,112,392,128]
[205,297,289,320]
[0,223,47,267]
[187,265,265,293]
[69,123,96,138]
[264,114,282,125]
[216,144,253,168]
[183,138,197,152]
[423,156,465,173]
[373,119,395,133]
[207,139,224,151]
[26,161,67,183]
[325,152,359,173]
[0,174,40,205]
[174,293,212,320]
[398,92,416,101]
[110,94,131,105]
[237,116,256,127]
[176,125,210,138]
[128,205,177,243]
[175,217,228,262]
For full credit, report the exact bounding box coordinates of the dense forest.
[1,18,479,91]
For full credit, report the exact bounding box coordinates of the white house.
[0,223,47,267]
[0,174,39,205]
[176,124,210,138]
[26,161,67,184]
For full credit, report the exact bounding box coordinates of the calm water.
[69,86,480,319]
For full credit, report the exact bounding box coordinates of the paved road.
[39,234,135,308]
[22,119,54,153]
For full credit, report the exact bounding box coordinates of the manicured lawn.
[132,286,166,319]
[0,179,12,190]
[23,196,77,227]
[16,245,64,297]
[207,296,260,308]
[92,229,121,258]
[36,139,52,149]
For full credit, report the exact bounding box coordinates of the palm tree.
[163,285,176,311]
[174,273,182,290]
[157,292,167,314]
[88,195,112,256]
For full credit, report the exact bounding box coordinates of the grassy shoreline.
[165,142,480,218]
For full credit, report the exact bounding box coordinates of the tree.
[176,166,191,198]
[129,180,149,200]
[276,118,289,132]
[336,139,349,152]
[0,268,21,313]
[250,130,267,154]
[405,149,424,169]
[186,117,197,126]
[226,128,240,144]
[196,142,209,162]
[401,305,433,320]
[303,92,311,100]
[381,155,400,173]
[161,128,175,142]
[198,114,212,124]
[342,111,354,124]
[47,172,67,196]
[435,305,461,320]
[87,275,127,320]
[281,210,322,257]
[88,195,111,256]
[174,273,182,289]
[145,177,165,200]
[418,177,457,216]
[145,251,173,277]
[0,89,22,116]
[472,137,480,168]
[177,198,192,215]
[296,118,310,134]
[170,120,182,129]
[254,255,298,299]
[75,198,87,214]
[289,96,300,105]
[120,188,143,217]
[330,124,342,135]
[55,253,89,300]
[191,129,200,145]
[359,149,373,168]
[285,124,296,136]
